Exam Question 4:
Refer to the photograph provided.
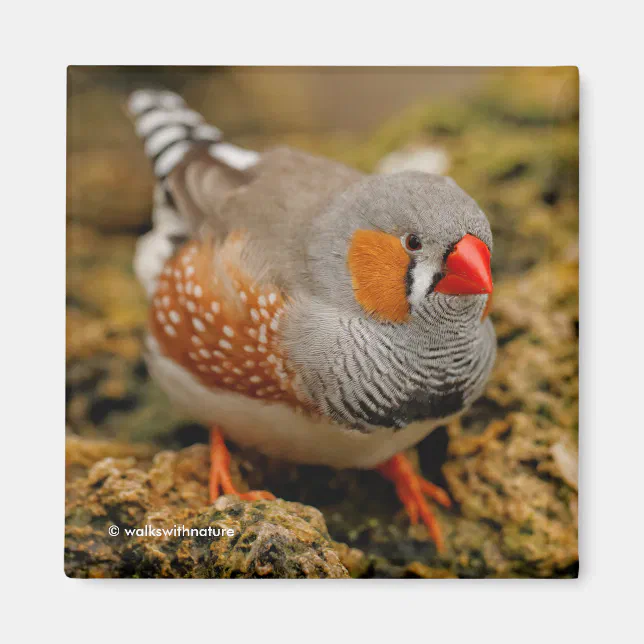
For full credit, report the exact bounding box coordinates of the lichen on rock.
[65,440,349,578]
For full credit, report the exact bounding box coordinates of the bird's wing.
[128,89,362,294]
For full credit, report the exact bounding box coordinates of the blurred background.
[66,67,578,578]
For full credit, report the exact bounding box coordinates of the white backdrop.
[2,1,639,641]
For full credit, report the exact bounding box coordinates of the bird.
[127,88,496,552]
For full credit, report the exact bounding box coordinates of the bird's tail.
[126,89,259,297]
[127,89,260,180]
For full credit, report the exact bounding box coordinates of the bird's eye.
[403,234,423,252]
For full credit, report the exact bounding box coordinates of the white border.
[3,1,641,641]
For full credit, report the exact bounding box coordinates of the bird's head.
[308,172,493,326]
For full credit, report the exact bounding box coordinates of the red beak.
[434,234,493,295]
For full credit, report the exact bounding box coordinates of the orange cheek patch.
[347,229,410,323]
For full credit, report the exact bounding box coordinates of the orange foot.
[209,427,275,503]
[377,453,452,552]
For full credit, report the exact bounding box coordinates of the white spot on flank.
[169,310,181,324]
[186,282,193,295]
[192,317,206,332]
[176,283,183,293]
[246,328,258,338]
[250,309,260,322]
[260,309,270,320]
[239,292,247,303]
[267,354,277,364]
[258,295,267,307]
[223,377,235,384]
[162,296,170,308]
[270,318,279,332]
[243,345,255,353]
[257,345,267,353]
[219,339,233,350]
[156,311,166,323]
[189,352,199,361]
[193,285,202,298]
[185,265,195,277]
[186,301,196,313]
[191,335,203,346]
[211,302,220,314]
[210,365,223,374]
[213,350,226,359]
[232,368,243,376]
[244,360,255,368]
[204,313,215,323]
[249,376,262,384]
[223,326,235,337]
[164,325,176,337]
[268,293,277,305]
[199,348,211,359]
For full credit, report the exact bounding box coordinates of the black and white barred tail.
[127,89,259,179]
[127,89,260,298]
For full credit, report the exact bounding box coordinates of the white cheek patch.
[408,261,436,307]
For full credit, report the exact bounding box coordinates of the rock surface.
[65,439,349,578]
[66,67,579,578]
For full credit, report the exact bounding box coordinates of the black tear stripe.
[405,257,416,299]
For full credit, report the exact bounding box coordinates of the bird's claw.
[377,453,451,552]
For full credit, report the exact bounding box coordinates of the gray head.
[307,171,493,323]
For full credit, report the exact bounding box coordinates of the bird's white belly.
[147,346,444,469]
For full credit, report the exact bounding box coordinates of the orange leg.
[209,427,275,503]
[376,453,452,552]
